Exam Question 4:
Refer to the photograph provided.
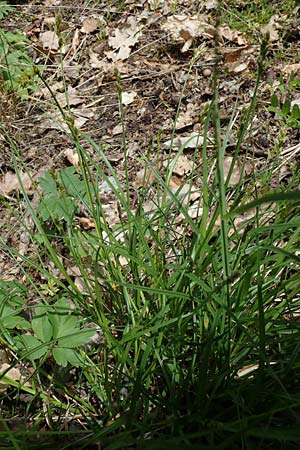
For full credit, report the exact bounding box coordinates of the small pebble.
[203,68,212,77]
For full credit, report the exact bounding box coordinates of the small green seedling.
[268,72,300,128]
[15,297,96,367]
[0,1,14,20]
[37,167,90,223]
[0,281,30,332]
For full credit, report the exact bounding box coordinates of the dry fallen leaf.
[0,171,33,195]
[0,364,22,393]
[81,17,98,34]
[175,103,199,130]
[44,0,60,5]
[232,62,249,74]
[121,91,137,105]
[134,167,157,188]
[79,217,96,230]
[219,25,248,46]
[41,108,94,132]
[64,148,79,166]
[56,85,84,107]
[223,156,253,186]
[112,124,123,135]
[261,16,280,42]
[204,0,218,9]
[39,30,59,50]
[164,155,194,177]
[162,132,209,150]
[282,63,300,76]
[162,15,215,52]
[108,16,142,61]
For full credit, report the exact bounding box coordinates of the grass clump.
[1,28,300,450]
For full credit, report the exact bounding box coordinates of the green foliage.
[37,167,90,222]
[0,280,30,331]
[0,1,14,20]
[15,297,96,367]
[223,0,295,39]
[269,72,300,128]
[0,28,38,97]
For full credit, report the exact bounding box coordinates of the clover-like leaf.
[15,334,48,361]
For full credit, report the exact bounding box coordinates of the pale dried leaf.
[99,176,119,194]
[282,63,300,75]
[0,171,33,195]
[79,217,96,230]
[168,177,200,205]
[176,103,198,130]
[223,156,253,186]
[112,124,123,135]
[81,17,98,34]
[39,30,59,50]
[41,108,94,132]
[56,85,84,107]
[66,265,81,277]
[74,276,86,292]
[134,167,156,188]
[64,148,79,166]
[176,203,203,223]
[261,16,279,42]
[219,26,247,45]
[89,49,107,69]
[44,0,60,5]
[164,155,194,177]
[43,17,56,26]
[121,91,137,105]
[108,16,142,61]
[162,133,207,150]
[162,15,215,46]
[204,0,218,9]
[0,364,22,392]
[232,62,248,74]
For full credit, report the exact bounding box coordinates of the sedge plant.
[1,28,300,450]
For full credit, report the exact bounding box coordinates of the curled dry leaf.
[56,85,84,107]
[121,91,137,105]
[223,156,253,186]
[219,26,248,46]
[162,132,208,150]
[79,217,96,230]
[39,30,59,50]
[108,16,142,61]
[261,15,280,42]
[0,364,23,393]
[0,171,33,196]
[176,103,199,130]
[81,17,99,34]
[162,15,215,52]
[134,167,157,188]
[64,148,79,166]
[164,155,194,177]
